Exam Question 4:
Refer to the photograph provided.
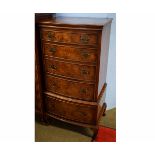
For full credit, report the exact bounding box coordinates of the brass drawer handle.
[80,88,87,94]
[48,32,55,40]
[80,34,89,43]
[81,69,89,75]
[81,52,90,58]
[51,82,57,88]
[50,64,57,70]
[50,47,56,54]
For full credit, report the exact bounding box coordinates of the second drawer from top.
[42,43,97,64]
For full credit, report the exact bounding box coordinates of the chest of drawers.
[35,16,112,139]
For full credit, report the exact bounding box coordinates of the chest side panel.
[98,23,111,97]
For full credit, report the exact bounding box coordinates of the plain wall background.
[56,13,116,109]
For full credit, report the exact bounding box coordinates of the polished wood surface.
[43,58,96,82]
[45,94,97,124]
[35,53,42,112]
[98,23,112,96]
[44,91,97,105]
[40,28,98,46]
[43,43,97,63]
[35,13,56,120]
[35,15,112,138]
[35,18,44,119]
[44,74,95,101]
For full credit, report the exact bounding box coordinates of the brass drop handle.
[50,47,56,54]
[80,34,89,43]
[81,52,90,58]
[47,32,55,40]
[51,82,57,88]
[81,69,89,75]
[80,88,87,94]
[51,64,57,70]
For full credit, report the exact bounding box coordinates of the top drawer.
[40,28,98,46]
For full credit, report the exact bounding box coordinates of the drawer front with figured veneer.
[43,43,97,63]
[44,75,95,101]
[45,95,97,124]
[41,29,98,46]
[43,58,96,82]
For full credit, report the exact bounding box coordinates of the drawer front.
[45,95,97,124]
[44,58,96,82]
[43,43,97,63]
[41,29,98,46]
[45,75,95,101]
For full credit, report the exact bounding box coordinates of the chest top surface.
[37,16,112,29]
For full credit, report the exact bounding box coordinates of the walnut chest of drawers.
[35,16,112,136]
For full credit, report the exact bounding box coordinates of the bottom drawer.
[44,95,97,125]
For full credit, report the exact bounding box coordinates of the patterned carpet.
[35,108,116,142]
